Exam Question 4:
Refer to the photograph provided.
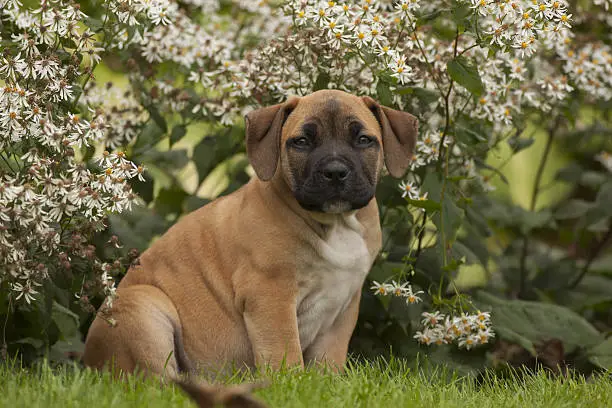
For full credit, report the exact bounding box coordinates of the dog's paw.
[176,379,269,408]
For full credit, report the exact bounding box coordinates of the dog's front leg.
[242,283,304,370]
[302,291,361,372]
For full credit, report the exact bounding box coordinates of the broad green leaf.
[494,327,537,356]
[588,337,612,370]
[51,302,79,341]
[446,56,485,97]
[561,275,612,309]
[475,291,603,354]
[554,199,593,220]
[169,125,187,147]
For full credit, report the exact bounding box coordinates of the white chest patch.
[295,214,372,351]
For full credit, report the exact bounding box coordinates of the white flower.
[421,311,445,327]
[405,286,424,304]
[399,180,420,200]
[370,280,393,296]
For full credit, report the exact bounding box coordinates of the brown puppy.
[83,89,417,378]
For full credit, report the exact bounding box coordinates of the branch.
[518,115,561,296]
[568,219,612,289]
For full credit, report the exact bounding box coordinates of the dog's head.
[245,90,418,213]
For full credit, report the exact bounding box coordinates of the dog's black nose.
[321,160,350,183]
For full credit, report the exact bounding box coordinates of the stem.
[518,116,559,296]
[457,43,479,58]
[0,154,16,173]
[568,220,612,289]
[2,295,12,362]
[437,30,459,167]
[414,212,428,263]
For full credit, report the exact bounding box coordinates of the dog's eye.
[291,137,311,149]
[356,135,374,147]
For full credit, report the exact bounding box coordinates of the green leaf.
[406,198,441,212]
[588,337,612,370]
[456,125,487,145]
[452,4,473,24]
[596,181,612,214]
[446,56,485,97]
[396,87,440,104]
[562,275,612,309]
[507,136,535,153]
[141,149,190,171]
[494,327,537,356]
[580,171,607,189]
[51,302,79,341]
[132,121,165,154]
[555,199,593,220]
[155,185,189,216]
[144,103,168,133]
[376,80,393,107]
[313,71,331,91]
[169,125,187,147]
[555,163,583,183]
[183,196,211,213]
[520,209,554,234]
[475,291,603,354]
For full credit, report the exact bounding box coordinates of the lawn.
[1,359,611,408]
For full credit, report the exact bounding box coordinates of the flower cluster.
[0,0,160,308]
[371,280,424,305]
[469,0,572,58]
[414,311,495,350]
[371,281,495,349]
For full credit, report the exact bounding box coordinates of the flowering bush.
[1,0,612,374]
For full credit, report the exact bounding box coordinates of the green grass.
[1,359,611,408]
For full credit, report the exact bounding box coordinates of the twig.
[518,115,560,296]
[568,220,612,289]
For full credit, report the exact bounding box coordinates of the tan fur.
[83,90,416,380]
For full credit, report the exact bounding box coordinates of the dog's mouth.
[293,186,374,213]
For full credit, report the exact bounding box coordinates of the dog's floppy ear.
[245,97,300,181]
[362,96,418,178]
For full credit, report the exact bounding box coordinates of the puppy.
[83,89,417,380]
